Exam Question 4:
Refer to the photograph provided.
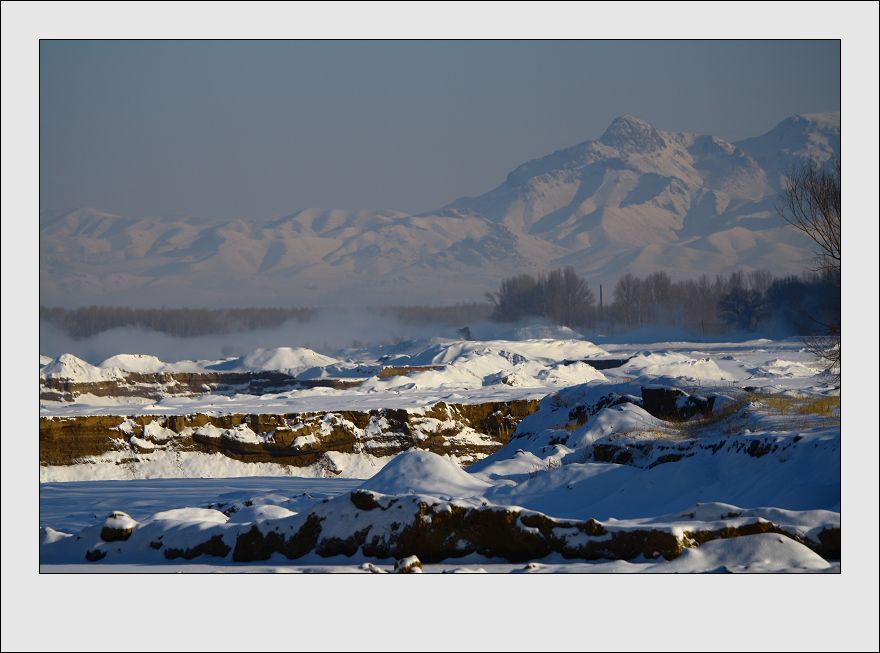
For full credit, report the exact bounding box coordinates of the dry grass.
[755,394,800,415]
[749,392,839,418]
[795,396,840,417]
[676,400,746,438]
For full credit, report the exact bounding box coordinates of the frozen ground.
[40,337,832,417]
[40,477,363,532]
[39,337,839,572]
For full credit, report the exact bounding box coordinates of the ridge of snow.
[40,354,123,382]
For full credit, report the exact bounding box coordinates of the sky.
[39,40,840,220]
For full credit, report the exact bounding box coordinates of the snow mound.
[226,505,298,523]
[150,508,229,523]
[616,351,729,382]
[367,339,610,391]
[40,354,122,382]
[652,533,831,573]
[566,402,664,450]
[228,347,339,376]
[100,353,167,373]
[539,362,607,386]
[359,449,491,497]
[40,354,53,368]
[755,358,822,378]
[105,511,137,528]
[402,339,608,366]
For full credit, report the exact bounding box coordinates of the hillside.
[39,113,840,307]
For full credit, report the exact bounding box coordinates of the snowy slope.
[735,112,840,189]
[41,354,122,382]
[99,354,170,374]
[39,113,839,306]
[211,346,339,376]
[39,335,840,573]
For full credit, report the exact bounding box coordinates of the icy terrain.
[40,337,828,418]
[39,337,839,572]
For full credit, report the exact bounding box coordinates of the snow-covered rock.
[360,450,492,498]
[40,354,122,382]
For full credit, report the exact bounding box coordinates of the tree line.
[488,158,840,347]
[486,266,840,337]
[40,306,316,339]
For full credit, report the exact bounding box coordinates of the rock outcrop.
[39,400,540,468]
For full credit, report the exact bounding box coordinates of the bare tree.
[543,267,595,327]
[778,160,841,275]
[612,273,640,328]
[486,274,543,322]
[777,160,841,376]
[717,285,769,331]
[488,268,595,327]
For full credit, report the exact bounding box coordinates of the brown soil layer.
[41,371,361,402]
[39,400,540,467]
[377,365,445,378]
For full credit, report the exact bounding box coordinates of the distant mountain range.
[40,112,839,307]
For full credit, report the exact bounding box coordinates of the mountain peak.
[600,114,666,152]
[607,114,653,129]
[793,112,840,130]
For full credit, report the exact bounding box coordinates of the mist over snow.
[38,308,468,363]
[39,307,813,366]
[39,309,587,364]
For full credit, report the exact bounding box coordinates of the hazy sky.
[40,40,839,219]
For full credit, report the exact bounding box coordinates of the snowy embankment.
[41,367,840,571]
[39,444,839,571]
[40,338,834,418]
[39,338,837,484]
[39,339,613,411]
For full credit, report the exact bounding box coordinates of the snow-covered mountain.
[39,112,839,307]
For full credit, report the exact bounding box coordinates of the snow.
[39,337,841,573]
[129,435,155,450]
[361,339,608,393]
[99,353,168,373]
[40,477,363,532]
[610,350,730,382]
[150,508,229,523]
[42,338,834,418]
[395,339,608,366]
[215,346,339,376]
[103,511,137,532]
[753,358,822,378]
[39,449,393,482]
[40,353,122,382]
[648,533,831,573]
[143,420,178,442]
[192,423,265,445]
[360,450,492,497]
[226,504,297,523]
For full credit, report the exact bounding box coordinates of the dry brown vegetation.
[748,392,839,418]
[377,365,444,379]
